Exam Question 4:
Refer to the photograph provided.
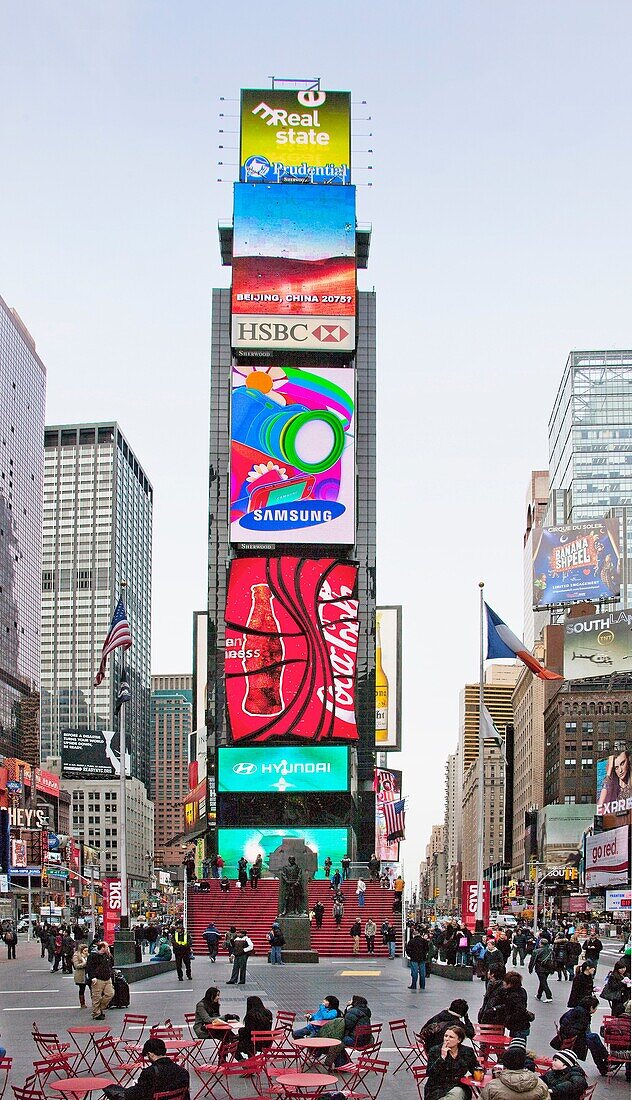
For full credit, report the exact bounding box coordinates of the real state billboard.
[596,749,632,816]
[532,519,621,608]
[225,557,359,743]
[585,824,629,888]
[375,606,402,751]
[239,87,351,185]
[217,826,348,879]
[564,607,632,681]
[230,363,355,544]
[61,728,130,780]
[231,184,356,353]
[375,768,401,862]
[218,746,349,794]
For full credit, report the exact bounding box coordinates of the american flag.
[383,798,406,841]
[94,597,132,686]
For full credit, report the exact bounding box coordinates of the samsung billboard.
[218,746,349,794]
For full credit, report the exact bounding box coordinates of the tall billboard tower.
[206,82,377,872]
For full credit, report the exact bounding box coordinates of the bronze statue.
[278,855,305,916]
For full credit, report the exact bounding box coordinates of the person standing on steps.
[333,897,344,927]
[341,855,351,880]
[202,921,221,962]
[172,921,193,981]
[249,855,262,889]
[237,857,248,889]
[323,856,332,879]
[364,918,376,955]
[355,877,366,908]
[386,922,397,959]
[314,901,325,929]
[226,928,254,985]
[350,919,361,954]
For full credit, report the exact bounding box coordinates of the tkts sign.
[461,880,490,931]
[224,556,359,742]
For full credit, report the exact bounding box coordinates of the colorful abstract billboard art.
[224,556,359,743]
[230,362,355,544]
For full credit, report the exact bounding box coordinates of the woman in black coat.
[236,995,273,1058]
[567,961,595,1008]
[494,971,532,1038]
[425,1025,479,1100]
[600,961,630,1017]
[478,967,506,1024]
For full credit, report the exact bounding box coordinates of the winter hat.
[507,1037,527,1051]
[553,1050,579,1069]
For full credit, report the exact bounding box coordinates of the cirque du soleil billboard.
[239,87,351,185]
[231,183,356,353]
[230,362,355,544]
[224,556,359,744]
[564,607,632,681]
[532,519,621,608]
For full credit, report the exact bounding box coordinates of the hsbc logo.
[233,763,257,775]
[232,316,355,352]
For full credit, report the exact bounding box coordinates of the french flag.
[486,603,562,681]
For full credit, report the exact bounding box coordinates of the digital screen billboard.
[564,607,632,681]
[231,184,356,353]
[375,606,402,750]
[375,768,402,862]
[239,87,351,185]
[596,748,632,816]
[225,556,359,743]
[217,826,348,879]
[532,519,621,608]
[230,363,355,544]
[218,746,349,794]
[61,728,130,780]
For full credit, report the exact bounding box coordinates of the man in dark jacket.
[86,942,115,1019]
[540,1050,587,1100]
[202,922,220,962]
[419,998,475,1050]
[314,901,325,929]
[494,971,532,1039]
[582,934,603,965]
[107,1037,190,1100]
[226,930,253,985]
[529,941,554,1002]
[406,930,429,990]
[511,928,529,967]
[172,922,193,981]
[558,997,608,1074]
[479,966,508,1024]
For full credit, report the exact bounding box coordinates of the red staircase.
[188,879,402,959]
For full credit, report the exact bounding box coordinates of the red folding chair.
[343,1056,389,1100]
[154,1089,190,1100]
[12,1080,46,1100]
[194,1051,265,1100]
[118,1014,148,1043]
[184,1015,198,1041]
[412,1065,428,1099]
[0,1060,12,1100]
[31,1056,79,1094]
[390,1019,422,1074]
[30,1029,71,1060]
[603,1015,631,1077]
[150,1025,183,1041]
[274,1011,296,1036]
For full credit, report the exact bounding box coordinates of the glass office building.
[41,424,153,786]
[0,296,46,761]
[548,350,632,609]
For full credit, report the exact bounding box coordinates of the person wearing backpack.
[267,921,285,965]
[529,940,554,1002]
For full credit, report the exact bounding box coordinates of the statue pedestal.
[279,915,319,964]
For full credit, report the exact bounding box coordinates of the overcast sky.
[2,1,631,880]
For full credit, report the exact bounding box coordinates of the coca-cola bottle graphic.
[242,583,285,716]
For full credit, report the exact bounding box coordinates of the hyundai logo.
[233,762,257,775]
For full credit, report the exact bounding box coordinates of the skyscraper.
[0,296,46,762]
[151,674,192,868]
[548,350,632,607]
[41,423,152,785]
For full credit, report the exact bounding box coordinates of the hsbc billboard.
[231,184,356,354]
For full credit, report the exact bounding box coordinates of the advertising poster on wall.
[217,826,348,878]
[375,606,402,750]
[240,87,351,185]
[461,880,490,931]
[605,888,631,911]
[375,768,402,861]
[232,184,356,353]
[230,362,355,544]
[102,877,122,946]
[225,556,359,743]
[596,748,632,816]
[218,746,349,794]
[532,519,621,608]
[61,728,130,780]
[585,824,629,888]
[564,607,632,681]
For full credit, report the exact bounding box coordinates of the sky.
[2,0,632,881]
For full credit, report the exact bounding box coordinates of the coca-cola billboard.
[225,556,359,742]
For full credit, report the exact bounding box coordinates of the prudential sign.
[218,746,349,794]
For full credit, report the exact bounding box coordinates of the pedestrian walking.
[3,925,17,960]
[331,868,342,891]
[172,921,193,981]
[314,901,325,929]
[341,855,351,880]
[364,918,376,954]
[323,856,332,878]
[51,928,64,972]
[582,932,603,966]
[226,929,253,985]
[62,931,75,974]
[356,877,366,908]
[511,928,528,966]
[529,940,555,1002]
[267,921,285,965]
[350,919,361,954]
[224,925,237,961]
[406,928,429,989]
[333,899,344,927]
[553,932,569,982]
[86,941,114,1019]
[202,921,221,962]
[73,943,89,1008]
[387,922,397,959]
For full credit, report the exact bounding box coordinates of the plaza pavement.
[1,938,628,1099]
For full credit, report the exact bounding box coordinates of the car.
[490,912,518,928]
[17,918,31,933]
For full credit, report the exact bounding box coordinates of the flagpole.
[118,581,129,932]
[475,581,485,932]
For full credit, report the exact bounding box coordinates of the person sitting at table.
[104,1037,190,1100]
[419,999,476,1052]
[478,1045,549,1100]
[539,1051,587,1100]
[556,996,608,1074]
[322,994,372,1070]
[193,986,239,1041]
[425,1025,479,1100]
[292,995,340,1038]
[235,995,273,1060]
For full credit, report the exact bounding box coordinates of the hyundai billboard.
[231,184,356,353]
[218,746,349,793]
[564,607,632,681]
[532,519,621,608]
[230,363,355,544]
[224,556,359,743]
[239,87,351,185]
[217,826,348,879]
